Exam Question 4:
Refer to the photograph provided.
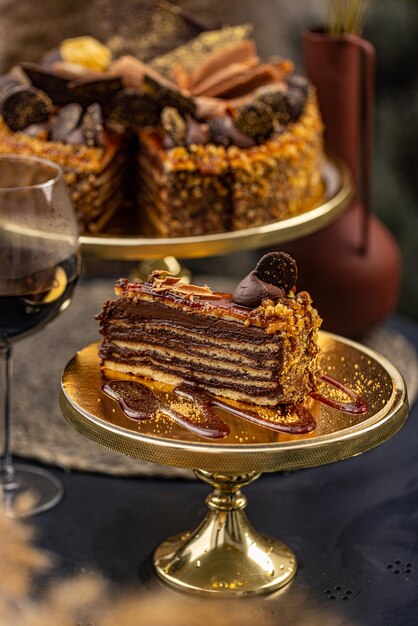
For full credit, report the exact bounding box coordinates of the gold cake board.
[60,332,408,596]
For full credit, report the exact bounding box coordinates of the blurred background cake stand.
[59,331,407,596]
[79,156,352,262]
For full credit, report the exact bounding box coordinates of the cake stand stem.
[153,470,297,596]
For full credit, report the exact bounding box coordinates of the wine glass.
[0,154,81,518]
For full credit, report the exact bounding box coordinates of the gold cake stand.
[80,157,352,260]
[60,332,407,597]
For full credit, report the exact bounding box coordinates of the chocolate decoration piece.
[64,127,85,145]
[20,62,73,105]
[161,107,187,147]
[287,74,310,97]
[1,86,53,132]
[208,117,255,148]
[208,117,231,146]
[82,103,104,147]
[151,24,252,77]
[107,88,160,128]
[50,103,82,142]
[185,115,209,146]
[232,270,284,308]
[255,252,298,292]
[234,101,274,142]
[254,84,292,124]
[189,40,258,90]
[68,76,122,107]
[143,75,196,117]
[254,81,308,125]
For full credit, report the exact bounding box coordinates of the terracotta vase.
[282,28,400,338]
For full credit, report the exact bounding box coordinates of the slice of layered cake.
[97,253,321,407]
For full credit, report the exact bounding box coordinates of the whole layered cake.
[0,25,324,236]
[97,252,322,407]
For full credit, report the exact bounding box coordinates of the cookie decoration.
[255,252,298,292]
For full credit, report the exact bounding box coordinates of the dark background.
[0,0,417,320]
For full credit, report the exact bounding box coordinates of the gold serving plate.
[60,332,407,596]
[80,157,353,260]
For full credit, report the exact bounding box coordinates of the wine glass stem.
[0,344,15,488]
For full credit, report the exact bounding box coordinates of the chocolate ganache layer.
[97,254,322,407]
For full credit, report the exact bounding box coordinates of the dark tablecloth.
[27,316,418,626]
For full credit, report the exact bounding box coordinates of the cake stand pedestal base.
[153,471,297,596]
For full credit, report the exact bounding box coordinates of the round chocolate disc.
[255,252,298,292]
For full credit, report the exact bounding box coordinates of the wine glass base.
[1,463,64,518]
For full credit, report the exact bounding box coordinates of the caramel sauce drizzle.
[310,375,368,415]
[102,374,368,440]
[102,380,230,439]
[175,383,316,434]
[101,380,317,439]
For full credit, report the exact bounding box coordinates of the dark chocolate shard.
[234,101,274,142]
[50,103,82,142]
[185,115,209,146]
[20,62,73,105]
[82,103,104,147]
[255,252,298,292]
[68,76,122,107]
[107,88,160,128]
[1,86,53,132]
[208,116,255,148]
[143,75,196,117]
[232,270,284,308]
[161,106,186,146]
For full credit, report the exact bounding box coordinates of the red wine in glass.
[0,254,79,343]
[0,154,81,518]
